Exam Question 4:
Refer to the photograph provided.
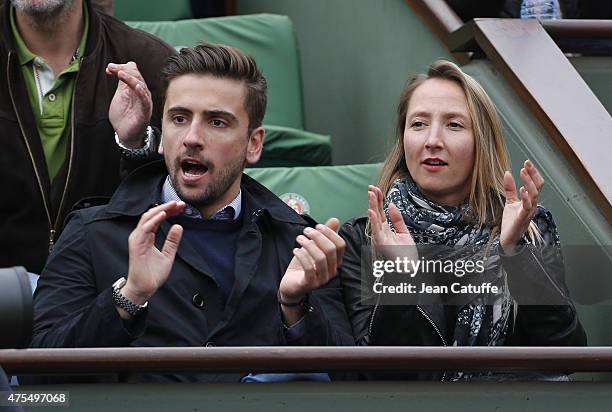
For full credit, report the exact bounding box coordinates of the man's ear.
[246,126,264,165]
[158,133,164,155]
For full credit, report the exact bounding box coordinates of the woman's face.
[403,78,475,206]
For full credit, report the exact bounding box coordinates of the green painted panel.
[246,163,381,224]
[127,14,305,129]
[571,56,612,115]
[252,125,332,168]
[115,0,192,21]
[19,382,612,411]
[236,0,455,165]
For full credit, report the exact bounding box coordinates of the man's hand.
[278,218,346,325]
[500,160,545,255]
[106,61,153,148]
[118,201,185,317]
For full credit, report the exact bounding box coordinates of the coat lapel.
[158,220,217,285]
[208,214,263,338]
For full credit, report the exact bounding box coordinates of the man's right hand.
[106,61,153,149]
[118,201,185,316]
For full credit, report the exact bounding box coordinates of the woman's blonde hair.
[378,60,540,240]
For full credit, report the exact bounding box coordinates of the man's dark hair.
[161,42,267,133]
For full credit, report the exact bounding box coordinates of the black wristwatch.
[112,277,148,317]
[277,290,310,309]
[114,126,155,159]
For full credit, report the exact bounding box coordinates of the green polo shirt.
[10,5,89,181]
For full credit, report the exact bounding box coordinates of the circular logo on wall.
[280,193,311,215]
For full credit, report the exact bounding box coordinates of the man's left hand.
[278,218,345,324]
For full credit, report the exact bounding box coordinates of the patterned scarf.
[384,178,513,376]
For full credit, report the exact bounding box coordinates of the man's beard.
[169,151,246,211]
[11,0,76,28]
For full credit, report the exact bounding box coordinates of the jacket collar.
[100,160,310,226]
[240,170,311,226]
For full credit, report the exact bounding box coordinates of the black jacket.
[0,0,176,273]
[338,214,587,380]
[30,161,354,382]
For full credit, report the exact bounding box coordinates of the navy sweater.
[169,214,243,306]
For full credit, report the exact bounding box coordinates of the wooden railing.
[405,0,612,45]
[4,347,612,375]
[541,19,612,39]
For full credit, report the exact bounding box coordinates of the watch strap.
[114,126,155,159]
[112,277,148,317]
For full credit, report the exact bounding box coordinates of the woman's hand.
[368,185,417,261]
[500,160,545,255]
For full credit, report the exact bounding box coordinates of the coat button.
[192,293,205,309]
[205,341,216,347]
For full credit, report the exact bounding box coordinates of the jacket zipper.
[8,52,54,251]
[416,306,448,381]
[367,287,448,381]
[52,70,79,251]
[367,283,381,338]
[528,247,567,299]
[7,51,78,252]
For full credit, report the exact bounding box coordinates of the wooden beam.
[405,0,470,64]
[541,19,612,39]
[4,347,612,375]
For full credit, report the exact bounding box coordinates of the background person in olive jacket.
[29,43,353,383]
[0,0,175,274]
[338,60,586,381]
